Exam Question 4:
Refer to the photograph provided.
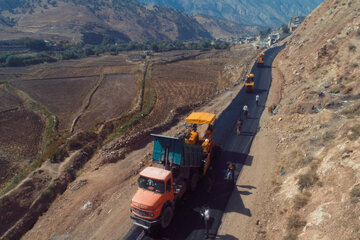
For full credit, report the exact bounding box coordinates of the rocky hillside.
[0,0,211,42]
[193,15,262,39]
[254,0,360,239]
[137,0,324,27]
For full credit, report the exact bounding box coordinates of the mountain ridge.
[136,0,324,27]
[0,0,213,42]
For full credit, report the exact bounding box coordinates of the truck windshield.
[138,176,165,193]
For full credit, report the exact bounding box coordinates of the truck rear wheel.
[160,206,173,229]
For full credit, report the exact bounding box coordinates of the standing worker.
[243,105,248,119]
[226,162,236,183]
[256,94,259,106]
[200,205,210,239]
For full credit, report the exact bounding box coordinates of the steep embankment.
[247,0,360,239]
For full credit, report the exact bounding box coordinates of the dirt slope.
[220,0,360,239]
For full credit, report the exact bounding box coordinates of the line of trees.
[0,37,230,67]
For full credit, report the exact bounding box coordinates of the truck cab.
[130,167,180,230]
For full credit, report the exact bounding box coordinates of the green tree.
[198,40,211,50]
[23,38,47,51]
[5,55,24,67]
[150,42,159,52]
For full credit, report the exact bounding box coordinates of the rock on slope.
[254,0,360,239]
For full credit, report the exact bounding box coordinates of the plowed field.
[0,88,44,188]
[76,73,138,131]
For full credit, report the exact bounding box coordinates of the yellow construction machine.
[184,112,216,175]
[257,52,265,67]
[245,73,255,93]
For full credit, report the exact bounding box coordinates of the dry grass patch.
[298,164,320,191]
[283,233,298,240]
[293,191,311,210]
[329,84,343,94]
[343,86,353,94]
[284,150,316,171]
[340,103,360,119]
[346,125,360,141]
[321,130,337,144]
[348,44,356,52]
[283,214,307,240]
[350,185,360,203]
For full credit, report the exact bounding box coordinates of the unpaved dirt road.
[124,45,285,240]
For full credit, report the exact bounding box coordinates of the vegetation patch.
[283,233,298,240]
[280,150,316,174]
[50,147,68,163]
[298,164,319,191]
[340,103,360,119]
[329,84,343,94]
[293,191,311,210]
[348,44,356,52]
[286,214,306,238]
[343,86,353,94]
[0,172,26,196]
[346,125,360,141]
[350,185,360,203]
[0,37,230,68]
[40,185,55,200]
[321,130,336,144]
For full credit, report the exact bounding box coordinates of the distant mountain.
[0,0,211,42]
[136,0,324,27]
[194,15,262,39]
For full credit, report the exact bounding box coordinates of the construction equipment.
[130,112,217,230]
[245,73,255,93]
[257,52,265,67]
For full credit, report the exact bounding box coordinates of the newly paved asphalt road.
[124,45,285,240]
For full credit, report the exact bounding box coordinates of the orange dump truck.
[130,112,217,230]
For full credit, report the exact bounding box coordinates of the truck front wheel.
[160,206,173,229]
